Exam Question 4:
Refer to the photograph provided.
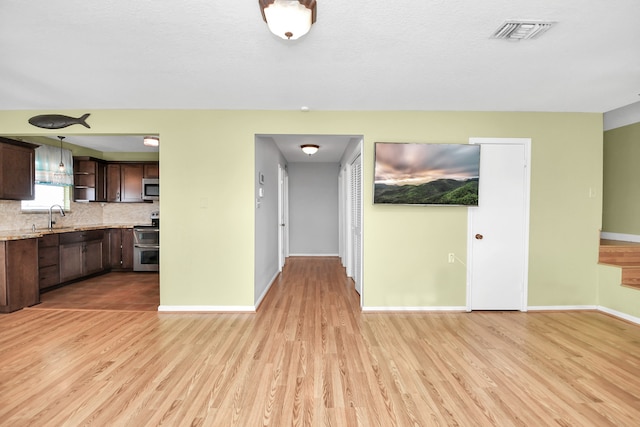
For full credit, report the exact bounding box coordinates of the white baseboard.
[597,305,640,325]
[158,305,256,313]
[255,271,280,308]
[528,305,640,326]
[528,305,598,311]
[157,304,640,326]
[362,306,466,312]
[600,231,640,243]
[288,253,339,257]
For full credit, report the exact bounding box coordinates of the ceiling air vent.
[492,21,556,40]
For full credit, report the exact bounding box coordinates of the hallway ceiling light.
[259,0,317,40]
[301,144,319,155]
[143,136,159,147]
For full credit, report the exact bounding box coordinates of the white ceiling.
[1,0,638,114]
[2,1,639,156]
[61,135,159,153]
[264,134,358,162]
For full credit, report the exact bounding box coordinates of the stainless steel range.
[133,211,159,272]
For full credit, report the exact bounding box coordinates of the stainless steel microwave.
[142,178,159,201]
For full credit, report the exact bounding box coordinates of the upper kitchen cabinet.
[0,137,36,201]
[73,157,107,202]
[143,163,159,179]
[107,163,144,202]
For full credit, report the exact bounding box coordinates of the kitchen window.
[21,184,71,211]
[21,144,73,212]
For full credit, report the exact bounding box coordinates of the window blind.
[35,144,73,186]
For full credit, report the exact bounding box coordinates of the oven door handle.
[134,244,160,249]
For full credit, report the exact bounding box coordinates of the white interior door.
[468,138,530,311]
[350,154,362,295]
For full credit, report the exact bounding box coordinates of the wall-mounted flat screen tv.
[374,142,481,206]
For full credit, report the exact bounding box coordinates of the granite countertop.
[0,224,136,241]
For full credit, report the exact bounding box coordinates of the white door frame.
[278,164,289,271]
[343,142,363,305]
[350,153,363,297]
[338,167,345,266]
[344,164,353,277]
[466,137,531,312]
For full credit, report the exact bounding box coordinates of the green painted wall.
[598,121,640,319]
[0,110,603,310]
[602,122,640,235]
[597,265,640,318]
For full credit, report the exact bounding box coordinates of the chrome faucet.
[48,204,65,229]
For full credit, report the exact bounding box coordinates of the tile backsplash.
[0,200,159,231]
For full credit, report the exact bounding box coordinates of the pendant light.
[57,136,65,172]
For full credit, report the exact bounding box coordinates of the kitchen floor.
[34,272,159,311]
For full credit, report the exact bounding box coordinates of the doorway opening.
[254,134,363,308]
[6,134,161,311]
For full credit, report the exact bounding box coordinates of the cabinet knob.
[475,234,484,240]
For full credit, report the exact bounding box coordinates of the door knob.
[475,234,484,240]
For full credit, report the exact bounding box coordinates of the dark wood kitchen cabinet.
[59,230,105,282]
[143,163,159,179]
[106,163,144,202]
[0,239,39,313]
[0,137,36,201]
[108,228,134,271]
[73,157,107,202]
[38,233,60,290]
[106,164,121,201]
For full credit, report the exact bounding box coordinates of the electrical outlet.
[448,253,455,263]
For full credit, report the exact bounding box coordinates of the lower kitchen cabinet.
[108,228,134,271]
[0,239,39,313]
[38,233,60,290]
[59,243,83,282]
[122,229,134,270]
[84,239,104,275]
[59,230,105,283]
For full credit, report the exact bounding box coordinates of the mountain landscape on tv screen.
[374,178,479,205]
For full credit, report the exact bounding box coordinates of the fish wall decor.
[28,113,91,129]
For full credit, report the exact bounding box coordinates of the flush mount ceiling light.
[492,20,556,40]
[143,136,159,147]
[259,0,317,40]
[301,144,319,155]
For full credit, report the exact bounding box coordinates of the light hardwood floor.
[1,257,640,426]
[37,272,159,311]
